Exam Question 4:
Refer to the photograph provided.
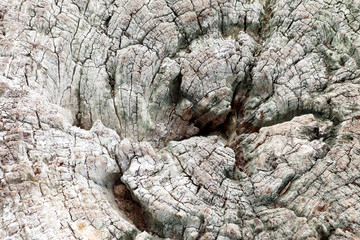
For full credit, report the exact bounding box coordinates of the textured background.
[1,0,360,239]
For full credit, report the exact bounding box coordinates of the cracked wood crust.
[1,0,360,239]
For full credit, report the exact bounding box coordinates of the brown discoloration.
[279,181,292,196]
[113,182,150,232]
[230,140,248,171]
[33,168,41,175]
[259,110,264,120]
[77,222,87,233]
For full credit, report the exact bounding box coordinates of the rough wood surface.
[1,0,360,239]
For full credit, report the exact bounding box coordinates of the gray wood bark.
[1,0,360,239]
